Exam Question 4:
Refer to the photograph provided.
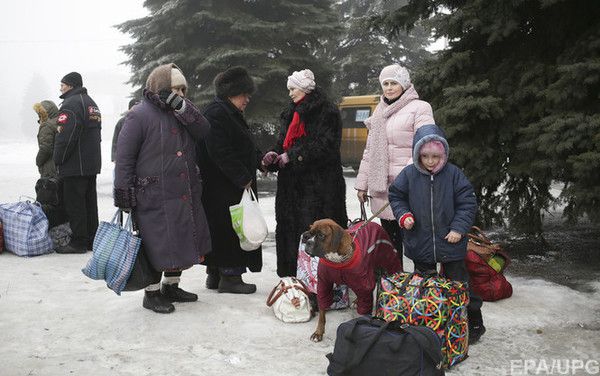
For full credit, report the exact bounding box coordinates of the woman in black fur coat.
[263,69,348,277]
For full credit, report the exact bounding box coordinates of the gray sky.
[0,0,148,141]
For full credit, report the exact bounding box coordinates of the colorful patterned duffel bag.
[375,272,469,368]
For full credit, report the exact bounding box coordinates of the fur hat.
[61,72,83,88]
[146,63,187,94]
[214,66,255,98]
[378,64,411,90]
[287,69,316,93]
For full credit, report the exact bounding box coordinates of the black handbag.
[122,243,162,291]
[121,214,161,291]
[326,317,444,376]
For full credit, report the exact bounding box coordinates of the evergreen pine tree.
[117,0,340,123]
[331,0,430,96]
[370,0,600,233]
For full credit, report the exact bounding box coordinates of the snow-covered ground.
[1,142,599,376]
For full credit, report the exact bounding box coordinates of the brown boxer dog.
[301,218,402,342]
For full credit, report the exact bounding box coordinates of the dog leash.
[351,202,390,241]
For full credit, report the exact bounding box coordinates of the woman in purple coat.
[114,63,212,314]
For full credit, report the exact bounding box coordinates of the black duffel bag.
[326,317,444,376]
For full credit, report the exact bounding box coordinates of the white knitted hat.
[287,69,316,93]
[378,64,411,90]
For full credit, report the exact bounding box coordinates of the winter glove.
[158,89,184,111]
[275,152,290,168]
[113,187,136,212]
[244,180,253,190]
[261,151,278,167]
[399,213,415,230]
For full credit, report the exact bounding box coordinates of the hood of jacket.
[33,100,59,123]
[412,124,450,175]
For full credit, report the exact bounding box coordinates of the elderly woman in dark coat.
[197,66,264,294]
[262,69,348,277]
[114,63,212,314]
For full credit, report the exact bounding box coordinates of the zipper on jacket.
[430,174,437,262]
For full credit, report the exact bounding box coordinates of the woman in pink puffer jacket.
[355,64,434,255]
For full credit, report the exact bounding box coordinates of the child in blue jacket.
[388,124,485,344]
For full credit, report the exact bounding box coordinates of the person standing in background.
[53,72,101,254]
[111,98,139,162]
[198,66,263,294]
[355,64,434,257]
[262,69,348,277]
[33,100,59,178]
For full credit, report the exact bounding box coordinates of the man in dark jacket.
[53,72,101,254]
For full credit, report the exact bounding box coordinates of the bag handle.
[265,278,311,307]
[266,281,283,307]
[360,202,367,221]
[467,225,493,245]
[343,318,391,372]
[400,324,444,370]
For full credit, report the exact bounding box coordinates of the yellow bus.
[339,95,380,170]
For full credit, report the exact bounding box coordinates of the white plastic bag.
[266,277,313,323]
[229,188,268,251]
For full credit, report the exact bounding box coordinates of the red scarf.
[283,99,306,151]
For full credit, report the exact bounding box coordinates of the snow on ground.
[1,142,599,376]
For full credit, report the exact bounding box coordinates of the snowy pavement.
[1,142,599,376]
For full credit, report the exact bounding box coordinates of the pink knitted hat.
[419,140,447,173]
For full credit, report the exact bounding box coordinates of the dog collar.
[320,238,361,270]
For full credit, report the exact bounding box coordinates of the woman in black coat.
[263,69,348,277]
[197,66,263,294]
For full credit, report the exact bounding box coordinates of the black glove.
[158,89,184,111]
[113,187,136,212]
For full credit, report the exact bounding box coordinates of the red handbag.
[466,226,513,301]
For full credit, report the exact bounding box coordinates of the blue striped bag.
[0,201,53,256]
[82,210,141,295]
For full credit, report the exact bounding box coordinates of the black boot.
[143,290,175,313]
[206,267,220,290]
[218,275,256,294]
[468,309,486,345]
[160,283,198,302]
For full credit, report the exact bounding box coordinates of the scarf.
[365,85,420,193]
[283,98,306,151]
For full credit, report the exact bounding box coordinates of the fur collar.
[280,86,330,123]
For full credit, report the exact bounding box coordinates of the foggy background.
[0,0,147,143]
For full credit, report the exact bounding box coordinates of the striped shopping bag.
[82,210,141,295]
[0,201,53,256]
